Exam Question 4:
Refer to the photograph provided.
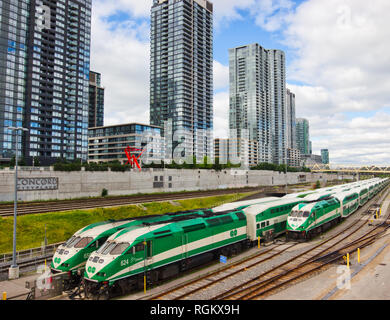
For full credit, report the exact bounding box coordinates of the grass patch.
[0,193,251,254]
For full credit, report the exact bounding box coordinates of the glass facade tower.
[0,0,91,165]
[150,0,214,161]
[286,88,296,150]
[321,149,329,164]
[229,43,287,165]
[0,0,30,162]
[89,71,104,128]
[296,118,310,155]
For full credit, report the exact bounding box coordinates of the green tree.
[33,157,40,167]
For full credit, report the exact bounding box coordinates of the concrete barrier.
[0,168,351,202]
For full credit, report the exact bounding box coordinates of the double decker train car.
[334,190,360,218]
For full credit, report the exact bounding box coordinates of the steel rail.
[247,222,390,300]
[147,242,298,301]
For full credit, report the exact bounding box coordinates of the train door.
[312,210,317,226]
[181,234,188,260]
[145,240,154,269]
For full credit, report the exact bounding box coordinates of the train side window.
[134,243,145,252]
[266,221,270,226]
[257,223,260,229]
[235,212,246,221]
[261,222,266,228]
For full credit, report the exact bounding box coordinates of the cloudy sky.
[90,0,390,165]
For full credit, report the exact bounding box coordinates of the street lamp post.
[7,126,28,280]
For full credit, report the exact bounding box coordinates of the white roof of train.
[74,220,133,239]
[332,190,359,203]
[213,197,280,212]
[243,197,304,217]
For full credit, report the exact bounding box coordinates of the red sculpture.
[124,146,145,171]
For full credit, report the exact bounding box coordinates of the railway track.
[211,190,390,300]
[147,242,299,300]
[224,221,390,300]
[143,187,389,301]
[0,187,262,217]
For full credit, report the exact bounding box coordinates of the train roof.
[109,223,170,244]
[107,208,245,244]
[283,191,317,199]
[351,185,369,192]
[292,197,339,213]
[74,219,136,239]
[243,197,304,217]
[303,191,336,201]
[212,197,279,212]
[331,190,359,202]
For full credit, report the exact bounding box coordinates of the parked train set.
[50,178,389,299]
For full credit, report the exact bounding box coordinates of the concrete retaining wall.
[0,167,352,202]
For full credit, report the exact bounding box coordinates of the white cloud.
[282,0,390,164]
[214,60,229,91]
[285,0,390,113]
[213,91,230,139]
[90,2,151,126]
[211,0,255,29]
[92,0,151,19]
[309,112,390,165]
[250,0,295,31]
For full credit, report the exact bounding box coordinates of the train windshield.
[110,243,130,255]
[65,236,77,247]
[74,237,94,249]
[290,211,299,217]
[97,242,114,255]
[66,236,93,249]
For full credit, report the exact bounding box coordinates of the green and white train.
[51,178,388,298]
[50,209,219,287]
[286,178,389,240]
[83,210,248,298]
[82,195,311,298]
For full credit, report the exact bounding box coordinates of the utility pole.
[285,150,288,196]
[7,126,28,280]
